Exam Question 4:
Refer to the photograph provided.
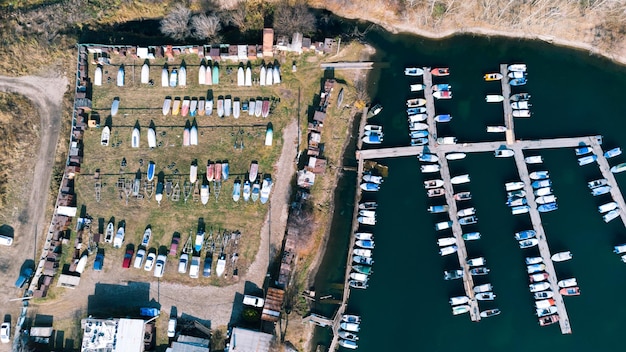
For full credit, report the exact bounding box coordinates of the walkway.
[588,140,626,229]
[500,64,515,144]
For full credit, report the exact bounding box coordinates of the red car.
[169,235,180,256]
[122,248,134,268]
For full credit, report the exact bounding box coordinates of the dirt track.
[0,74,68,351]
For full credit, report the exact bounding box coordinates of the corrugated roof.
[230,327,273,352]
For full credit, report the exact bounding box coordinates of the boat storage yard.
[342,62,626,343]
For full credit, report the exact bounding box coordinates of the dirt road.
[0,74,68,351]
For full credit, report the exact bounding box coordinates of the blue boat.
[222,161,229,180]
[515,230,536,240]
[604,147,622,159]
[509,77,527,86]
[432,83,451,91]
[407,107,426,114]
[428,205,449,214]
[363,133,383,144]
[575,146,591,155]
[434,114,452,122]
[360,183,380,191]
[212,64,219,84]
[532,179,552,189]
[147,161,156,181]
[578,155,597,166]
[410,130,429,138]
[194,231,204,252]
[418,153,438,162]
[538,202,558,212]
[506,197,527,206]
[592,185,611,196]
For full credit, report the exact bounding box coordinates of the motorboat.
[487,126,507,133]
[539,314,560,326]
[538,202,558,213]
[437,136,458,145]
[603,209,620,223]
[536,195,557,204]
[421,164,440,173]
[353,248,372,257]
[515,230,536,241]
[452,305,470,315]
[485,94,504,103]
[511,205,531,215]
[511,101,531,109]
[525,155,543,164]
[604,147,622,158]
[356,240,375,249]
[451,174,470,185]
[357,216,376,225]
[459,216,478,225]
[354,232,374,241]
[410,83,425,91]
[519,238,539,248]
[363,174,383,184]
[509,77,527,86]
[340,322,360,332]
[588,178,608,189]
[364,124,383,133]
[530,282,550,292]
[358,211,376,220]
[480,309,501,318]
[338,339,358,350]
[404,67,424,76]
[551,251,572,262]
[353,255,374,265]
[473,283,493,293]
[578,155,597,166]
[599,202,618,213]
[431,67,450,76]
[409,122,429,130]
[457,207,476,217]
[508,190,526,198]
[534,187,553,197]
[359,202,378,210]
[622,255,626,263]
[536,306,558,317]
[349,272,368,283]
[444,270,464,280]
[409,130,429,139]
[508,71,526,79]
[411,138,428,146]
[558,278,577,288]
[449,296,470,305]
[406,98,427,107]
[508,64,527,72]
[407,107,427,114]
[526,256,543,265]
[437,237,456,247]
[614,244,626,254]
[434,114,452,123]
[446,152,466,160]
[560,286,581,296]
[591,185,611,196]
[338,330,359,342]
[428,188,445,197]
[512,109,531,117]
[475,292,496,300]
[534,291,554,299]
[531,179,551,189]
[527,263,546,274]
[494,148,514,157]
[408,113,428,123]
[360,183,380,192]
[484,73,503,81]
[439,245,458,256]
[574,146,591,155]
[462,232,481,241]
[349,280,368,289]
[611,162,626,173]
[506,197,527,207]
[369,103,383,117]
[529,171,550,180]
[510,92,531,101]
[454,192,472,201]
[418,153,439,162]
[424,179,444,189]
[433,90,452,99]
[428,205,449,213]
[432,83,452,91]
[362,133,383,144]
[535,299,556,309]
[505,181,524,191]
[467,257,485,267]
[470,267,490,276]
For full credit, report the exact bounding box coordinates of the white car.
[167,318,177,338]
[134,249,146,269]
[154,255,167,278]
[243,295,265,308]
[144,252,156,271]
[178,253,188,274]
[0,322,10,343]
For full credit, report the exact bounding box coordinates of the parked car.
[93,253,104,272]
[122,248,134,268]
[189,256,200,278]
[178,254,189,274]
[144,252,156,271]
[0,322,10,343]
[243,295,265,308]
[169,235,180,256]
[154,255,167,278]
[167,318,177,338]
[0,235,13,246]
[134,249,146,269]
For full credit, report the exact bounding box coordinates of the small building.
[262,28,274,58]
[166,335,210,352]
[290,32,303,53]
[237,45,248,61]
[296,170,315,189]
[323,38,337,54]
[247,45,257,60]
[227,327,274,352]
[80,318,145,352]
[261,288,285,322]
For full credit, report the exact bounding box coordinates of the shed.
[262,28,274,57]
[228,327,274,352]
[237,45,248,60]
[136,47,149,59]
[57,274,80,288]
[261,288,284,322]
[313,111,326,124]
[296,170,315,188]
[247,45,257,60]
[291,32,303,53]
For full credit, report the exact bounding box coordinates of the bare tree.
[160,3,191,40]
[273,1,316,36]
[223,0,247,30]
[190,13,222,41]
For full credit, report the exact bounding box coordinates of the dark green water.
[323,31,626,351]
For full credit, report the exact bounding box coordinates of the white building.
[81,318,145,352]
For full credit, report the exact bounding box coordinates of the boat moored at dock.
[611,163,626,173]
[604,147,622,158]
[525,155,543,164]
[446,152,466,160]
[424,179,444,189]
[519,238,539,248]
[428,205,449,214]
[462,232,481,241]
[558,278,577,288]
[551,251,572,262]
[450,174,470,184]
[480,309,501,318]
[444,269,464,280]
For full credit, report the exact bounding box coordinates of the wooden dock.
[423,69,438,146]
[320,62,375,70]
[500,64,515,145]
[588,139,626,229]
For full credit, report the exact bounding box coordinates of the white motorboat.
[363,174,383,184]
[404,67,424,76]
[353,248,372,257]
[358,210,376,218]
[527,263,546,274]
[473,283,493,293]
[459,215,478,225]
[435,221,452,231]
[421,164,440,173]
[604,147,622,159]
[340,322,360,332]
[505,181,524,191]
[485,94,504,103]
[457,207,476,217]
[575,146,591,156]
[446,152,466,160]
[598,202,618,213]
[525,156,543,164]
[338,339,358,350]
[508,63,527,72]
[350,272,368,282]
[588,178,608,189]
[408,113,428,123]
[512,205,531,215]
[512,109,531,117]
[536,195,557,204]
[450,174,470,185]
[439,245,458,256]
[529,171,549,180]
[534,187,553,197]
[424,179,444,189]
[534,291,554,299]
[354,232,374,241]
[558,278,577,288]
[462,232,481,240]
[536,306,558,318]
[515,230,536,241]
[519,238,539,248]
[410,122,429,130]
[410,83,425,91]
[444,270,464,280]
[452,305,470,315]
[495,148,514,157]
[467,257,485,267]
[614,244,626,254]
[437,137,457,145]
[529,282,550,292]
[418,153,439,162]
[511,101,531,109]
[475,292,496,301]
[551,251,572,262]
[578,155,597,166]
[359,202,377,210]
[535,299,556,309]
[357,216,376,225]
[449,296,470,305]
[591,185,611,196]
[437,237,457,247]
[487,126,507,133]
[508,190,526,198]
[525,256,543,265]
[603,209,620,223]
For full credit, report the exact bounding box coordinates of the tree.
[160,3,191,40]
[273,1,316,36]
[190,13,222,41]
